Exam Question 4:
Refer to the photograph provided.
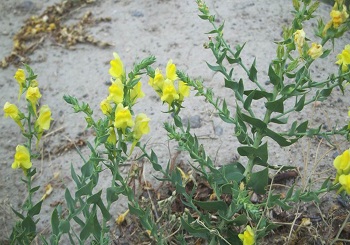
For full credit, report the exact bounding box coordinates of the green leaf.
[244,90,256,110]
[87,190,102,204]
[65,189,75,213]
[76,181,94,198]
[234,43,246,58]
[97,199,112,221]
[238,111,267,130]
[180,217,208,239]
[206,62,225,73]
[265,97,284,113]
[211,162,245,185]
[81,161,93,178]
[295,94,306,111]
[231,214,248,225]
[244,90,273,100]
[296,121,308,134]
[248,59,258,83]
[286,59,299,72]
[51,208,59,236]
[268,64,281,86]
[30,186,40,193]
[270,117,288,124]
[150,150,162,171]
[59,220,70,234]
[106,187,120,203]
[247,168,269,194]
[193,200,228,212]
[28,200,42,217]
[265,128,297,147]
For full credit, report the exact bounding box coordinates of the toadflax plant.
[5,0,350,244]
[4,65,53,244]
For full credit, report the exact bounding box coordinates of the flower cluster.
[100,52,150,150]
[148,60,190,107]
[323,0,349,35]
[336,44,350,72]
[334,149,350,194]
[293,29,323,59]
[4,67,53,173]
[238,225,255,245]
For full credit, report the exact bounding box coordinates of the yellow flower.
[178,81,190,102]
[107,79,124,104]
[14,69,26,100]
[161,79,179,105]
[4,102,24,130]
[334,149,350,177]
[4,102,20,119]
[166,59,177,81]
[100,99,112,115]
[36,105,53,131]
[336,45,350,72]
[130,81,145,104]
[116,209,129,225]
[107,126,117,145]
[133,113,150,140]
[330,6,348,28]
[114,103,134,132]
[294,29,305,55]
[109,52,124,79]
[148,68,164,92]
[12,145,32,170]
[26,86,42,115]
[238,225,255,245]
[339,174,350,194]
[307,43,323,59]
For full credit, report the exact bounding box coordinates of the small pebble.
[214,125,223,136]
[183,115,202,128]
[130,10,144,18]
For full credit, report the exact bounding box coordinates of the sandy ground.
[1,0,349,242]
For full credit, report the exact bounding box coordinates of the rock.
[214,125,223,136]
[183,115,202,128]
[130,10,144,18]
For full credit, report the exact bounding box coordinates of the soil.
[0,0,350,244]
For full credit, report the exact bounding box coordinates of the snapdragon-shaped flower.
[114,103,134,133]
[109,52,124,79]
[26,86,42,115]
[334,149,350,183]
[107,126,117,145]
[307,43,323,59]
[294,29,305,55]
[336,44,350,72]
[14,69,26,100]
[130,80,145,104]
[3,102,24,131]
[116,209,129,225]
[178,81,190,102]
[238,225,255,245]
[323,1,349,35]
[36,105,53,131]
[339,174,350,194]
[12,145,32,173]
[161,79,180,105]
[133,113,150,140]
[100,98,112,115]
[148,68,164,93]
[35,105,53,147]
[130,113,150,154]
[107,79,124,104]
[166,59,177,81]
